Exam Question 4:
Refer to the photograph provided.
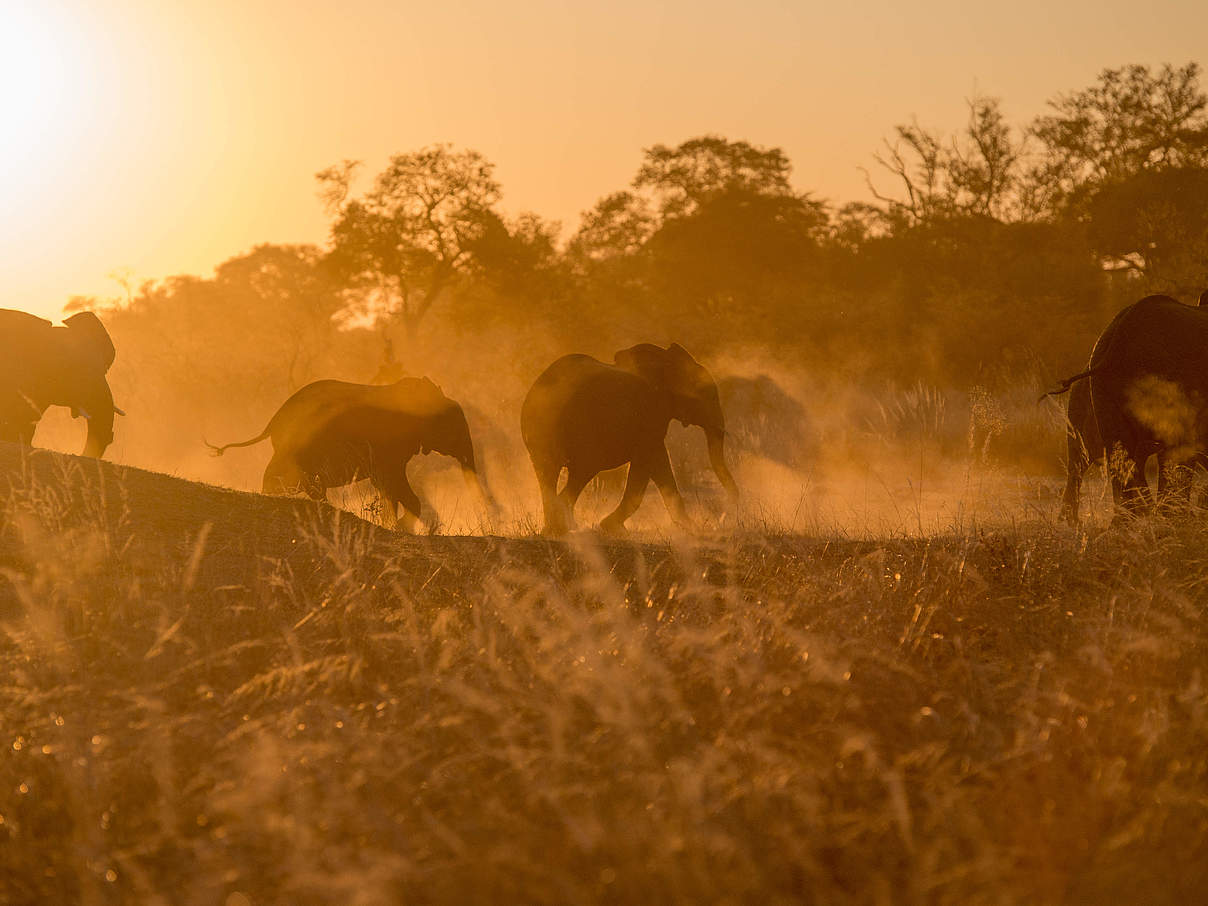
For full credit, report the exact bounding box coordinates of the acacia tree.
[316,145,502,342]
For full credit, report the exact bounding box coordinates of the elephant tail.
[1039,368,1098,401]
[205,427,272,457]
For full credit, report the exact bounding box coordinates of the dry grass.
[2,442,1207,905]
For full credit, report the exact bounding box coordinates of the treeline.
[78,63,1208,471]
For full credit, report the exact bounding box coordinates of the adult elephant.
[521,342,739,536]
[1050,294,1208,517]
[0,308,119,458]
[207,377,492,531]
[1055,291,1208,521]
[1059,359,1202,521]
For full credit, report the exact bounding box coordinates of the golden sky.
[3,0,1207,320]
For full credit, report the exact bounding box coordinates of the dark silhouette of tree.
[1025,64,1208,289]
[316,145,502,342]
[866,95,1024,228]
[564,135,828,343]
[568,191,656,263]
[1026,63,1208,214]
[214,244,344,389]
[634,135,797,219]
[646,187,828,318]
[1084,166,1208,291]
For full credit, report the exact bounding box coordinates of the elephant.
[1049,293,1208,518]
[0,308,119,458]
[651,372,813,508]
[1055,291,1208,521]
[520,342,739,535]
[716,373,814,469]
[206,377,492,531]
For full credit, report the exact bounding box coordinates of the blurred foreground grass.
[2,444,1206,905]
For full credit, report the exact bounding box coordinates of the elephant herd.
[0,310,738,535]
[7,292,1208,532]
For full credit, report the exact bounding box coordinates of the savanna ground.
[2,432,1207,906]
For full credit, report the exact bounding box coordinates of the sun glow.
[0,2,129,315]
[0,4,86,175]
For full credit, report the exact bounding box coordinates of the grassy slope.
[2,443,1207,904]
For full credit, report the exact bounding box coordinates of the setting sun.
[0,4,99,190]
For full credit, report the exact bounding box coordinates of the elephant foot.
[598,516,630,536]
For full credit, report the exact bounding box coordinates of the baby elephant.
[208,377,491,531]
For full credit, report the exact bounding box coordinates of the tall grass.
[3,450,1208,903]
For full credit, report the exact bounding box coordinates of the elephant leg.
[1156,451,1196,513]
[531,456,569,536]
[263,454,306,496]
[600,461,652,535]
[1059,468,1084,524]
[648,444,692,530]
[1060,435,1092,524]
[375,470,422,533]
[1105,441,1150,517]
[1093,382,1150,519]
[557,465,597,530]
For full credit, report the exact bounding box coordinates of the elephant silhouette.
[1050,293,1208,519]
[0,308,120,458]
[208,377,493,531]
[521,343,738,535]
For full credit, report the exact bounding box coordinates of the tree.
[316,145,502,342]
[866,95,1024,228]
[214,244,344,388]
[1026,63,1208,215]
[567,191,655,263]
[634,135,796,219]
[1025,64,1208,286]
[646,188,828,316]
[1084,167,1208,291]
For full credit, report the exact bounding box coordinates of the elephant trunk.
[81,408,115,459]
[78,379,116,459]
[706,427,739,504]
[459,453,499,515]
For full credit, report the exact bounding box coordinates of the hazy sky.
[3,0,1207,319]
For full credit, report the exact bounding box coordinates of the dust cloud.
[28,319,1086,538]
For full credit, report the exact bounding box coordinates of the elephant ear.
[667,342,696,361]
[64,311,116,373]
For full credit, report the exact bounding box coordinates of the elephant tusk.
[114,405,126,416]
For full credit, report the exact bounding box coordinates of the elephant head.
[421,394,497,512]
[613,342,739,502]
[57,312,118,458]
[0,308,118,458]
